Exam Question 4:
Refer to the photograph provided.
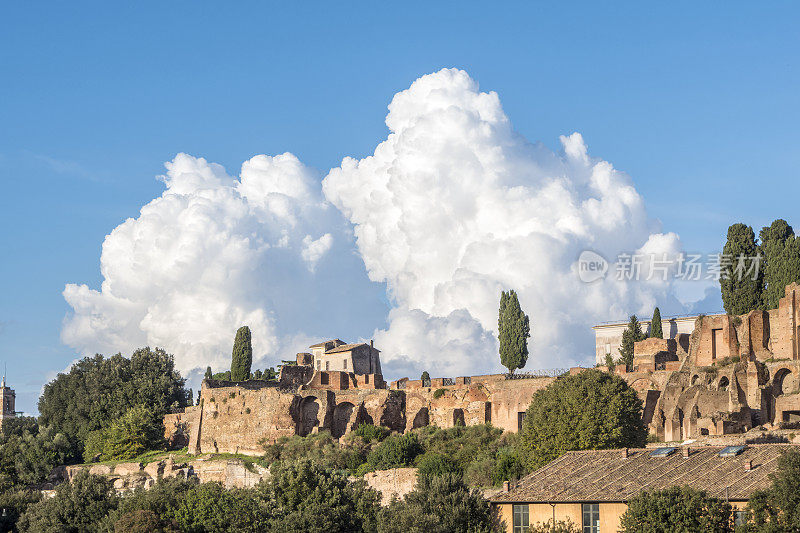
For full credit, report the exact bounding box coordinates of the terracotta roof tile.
[492,445,796,503]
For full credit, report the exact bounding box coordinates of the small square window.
[512,504,529,533]
[582,503,599,533]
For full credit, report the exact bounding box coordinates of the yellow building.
[492,444,796,532]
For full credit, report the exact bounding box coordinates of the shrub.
[518,369,646,469]
[432,388,447,399]
[529,519,580,533]
[363,433,422,472]
[416,452,461,478]
[262,432,370,475]
[114,509,180,533]
[84,405,164,462]
[352,423,390,442]
[619,486,732,532]
[742,449,800,530]
[491,449,526,485]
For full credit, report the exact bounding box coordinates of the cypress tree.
[619,315,645,369]
[420,371,430,384]
[650,307,663,339]
[230,326,253,381]
[760,219,800,309]
[720,223,764,314]
[498,290,530,374]
[204,366,213,380]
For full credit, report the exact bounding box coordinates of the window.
[605,343,611,355]
[582,503,599,533]
[517,412,527,431]
[343,359,347,370]
[325,361,330,371]
[316,360,320,370]
[512,504,529,533]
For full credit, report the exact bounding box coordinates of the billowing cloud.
[62,152,338,373]
[324,68,683,376]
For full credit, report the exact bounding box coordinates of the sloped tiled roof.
[325,343,368,354]
[492,445,796,503]
[308,339,345,348]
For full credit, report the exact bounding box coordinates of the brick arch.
[774,367,795,396]
[331,402,355,438]
[297,396,320,437]
[718,376,730,391]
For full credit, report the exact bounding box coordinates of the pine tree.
[204,366,213,380]
[720,223,764,314]
[760,219,800,309]
[650,307,663,339]
[498,290,531,374]
[230,326,253,381]
[619,315,645,369]
[420,371,430,384]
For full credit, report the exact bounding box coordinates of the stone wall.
[362,467,418,505]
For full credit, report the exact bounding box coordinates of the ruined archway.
[774,368,795,396]
[452,408,465,427]
[691,375,700,386]
[412,407,429,429]
[331,402,355,438]
[718,376,729,391]
[298,396,319,436]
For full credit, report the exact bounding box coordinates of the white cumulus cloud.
[62,152,337,374]
[323,68,684,377]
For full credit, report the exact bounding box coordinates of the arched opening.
[331,402,355,438]
[718,377,730,391]
[691,375,699,386]
[774,368,794,396]
[298,396,319,437]
[412,407,429,429]
[452,408,465,427]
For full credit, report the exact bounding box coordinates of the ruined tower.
[0,375,16,423]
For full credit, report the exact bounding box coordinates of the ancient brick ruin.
[164,283,800,454]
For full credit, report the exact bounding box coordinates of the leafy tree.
[361,433,423,473]
[257,460,380,533]
[38,347,189,461]
[105,476,194,528]
[604,353,615,371]
[0,423,71,491]
[420,371,430,383]
[378,473,501,533]
[211,370,232,381]
[114,510,179,533]
[740,449,800,531]
[2,416,39,438]
[619,315,646,369]
[517,369,646,470]
[84,405,164,462]
[760,219,800,310]
[353,423,390,443]
[171,482,266,533]
[17,470,118,533]
[491,449,526,485]
[498,290,530,374]
[721,223,764,314]
[230,326,253,381]
[204,367,213,380]
[528,520,580,533]
[650,307,663,338]
[0,489,41,533]
[416,452,461,478]
[619,486,733,532]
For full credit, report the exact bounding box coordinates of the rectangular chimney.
[621,448,629,459]
[682,447,690,458]
[744,460,753,471]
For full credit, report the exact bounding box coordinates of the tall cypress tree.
[230,326,253,381]
[720,223,764,314]
[760,219,800,309]
[619,315,645,369]
[498,290,530,374]
[650,307,663,339]
[204,366,213,380]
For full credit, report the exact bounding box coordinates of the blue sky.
[1,2,799,414]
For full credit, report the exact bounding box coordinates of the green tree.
[114,510,180,533]
[740,449,800,531]
[18,470,118,533]
[650,307,663,338]
[0,489,41,533]
[760,219,800,310]
[528,520,580,533]
[619,315,646,369]
[498,290,530,374]
[420,371,430,383]
[0,422,72,491]
[416,452,461,478]
[231,326,253,381]
[378,473,501,533]
[721,223,764,314]
[171,482,266,533]
[204,366,213,380]
[619,486,733,532]
[517,369,646,470]
[258,460,381,533]
[84,405,164,462]
[38,347,189,461]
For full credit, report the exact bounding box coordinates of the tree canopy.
[498,290,530,374]
[37,347,190,461]
[741,449,800,531]
[517,369,646,469]
[721,223,764,314]
[760,219,800,310]
[650,307,663,339]
[619,486,733,533]
[230,326,253,381]
[619,315,646,369]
